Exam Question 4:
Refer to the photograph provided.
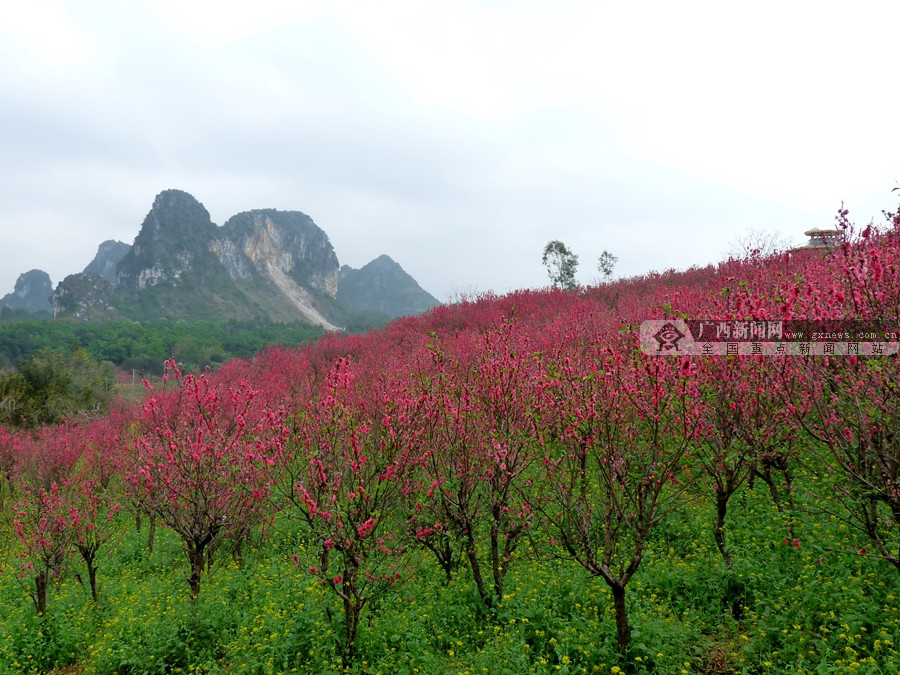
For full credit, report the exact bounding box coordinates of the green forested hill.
[0,318,324,374]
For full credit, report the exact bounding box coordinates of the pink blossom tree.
[9,424,84,614]
[777,210,900,570]
[128,360,285,603]
[693,355,798,568]
[412,321,542,605]
[11,480,71,615]
[67,413,128,603]
[536,333,705,656]
[277,355,425,667]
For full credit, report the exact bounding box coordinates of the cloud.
[1,1,898,302]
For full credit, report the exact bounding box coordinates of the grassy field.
[2,462,898,675]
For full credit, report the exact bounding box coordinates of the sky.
[1,1,898,303]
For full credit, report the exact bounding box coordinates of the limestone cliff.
[0,269,53,315]
[83,240,130,284]
[221,209,340,298]
[51,273,117,321]
[117,190,221,290]
[30,189,438,329]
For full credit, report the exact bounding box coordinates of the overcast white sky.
[1,1,898,302]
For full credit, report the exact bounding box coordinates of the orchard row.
[2,206,899,666]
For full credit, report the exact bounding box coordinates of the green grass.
[2,473,900,674]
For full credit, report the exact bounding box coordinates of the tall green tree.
[597,249,618,282]
[542,240,579,290]
[0,347,115,428]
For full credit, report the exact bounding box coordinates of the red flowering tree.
[693,354,798,568]
[11,480,71,615]
[67,413,128,603]
[12,422,83,492]
[7,418,127,610]
[128,360,285,603]
[797,354,900,569]
[413,321,542,606]
[0,425,22,508]
[535,333,705,656]
[277,355,425,667]
[777,210,900,571]
[68,473,121,603]
[9,424,85,614]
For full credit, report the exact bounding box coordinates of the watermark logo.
[640,320,899,357]
[652,321,685,352]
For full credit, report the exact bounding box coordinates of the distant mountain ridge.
[338,255,442,318]
[0,269,53,316]
[5,189,440,328]
[83,241,131,284]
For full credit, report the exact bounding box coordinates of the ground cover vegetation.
[1,204,900,673]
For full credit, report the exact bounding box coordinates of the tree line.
[542,240,618,289]
[0,318,323,374]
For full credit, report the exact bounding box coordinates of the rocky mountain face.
[221,209,340,296]
[82,240,131,283]
[51,273,116,321]
[20,189,439,329]
[0,269,53,315]
[338,255,440,318]
[117,190,222,290]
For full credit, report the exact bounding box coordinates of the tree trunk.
[88,560,99,603]
[465,529,491,606]
[756,467,796,537]
[782,468,795,509]
[186,542,205,604]
[611,582,630,657]
[490,517,504,600]
[147,513,156,553]
[335,570,365,668]
[34,570,48,615]
[756,469,782,511]
[713,491,733,568]
[424,535,454,584]
[341,595,362,668]
[78,546,100,603]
